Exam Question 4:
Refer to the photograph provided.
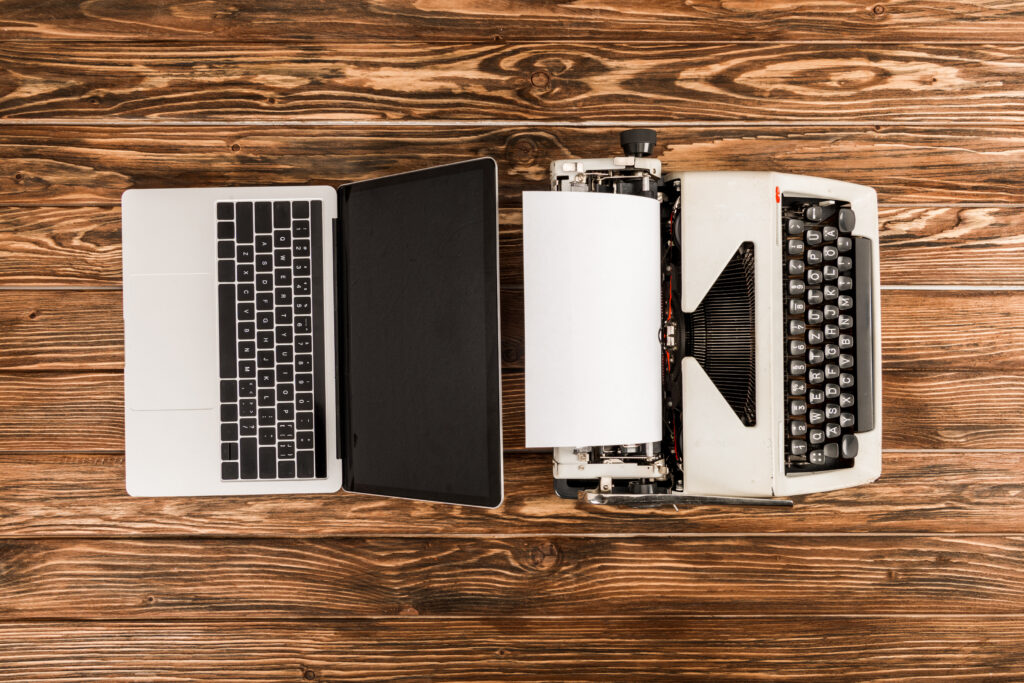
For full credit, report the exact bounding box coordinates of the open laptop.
[122,158,503,507]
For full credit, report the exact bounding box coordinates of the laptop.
[121,158,503,507]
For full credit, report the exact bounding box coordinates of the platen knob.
[620,128,657,158]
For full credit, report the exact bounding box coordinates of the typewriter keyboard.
[216,199,327,481]
[782,197,874,472]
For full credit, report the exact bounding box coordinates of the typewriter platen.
[525,130,882,506]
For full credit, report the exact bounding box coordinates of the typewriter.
[523,130,882,506]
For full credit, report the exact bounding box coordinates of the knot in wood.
[505,135,539,167]
[530,70,552,90]
[528,541,559,570]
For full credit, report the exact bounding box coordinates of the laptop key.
[218,284,237,378]
[218,260,234,283]
[256,331,274,349]
[274,201,290,228]
[276,345,293,363]
[278,460,295,479]
[217,221,233,239]
[296,374,313,391]
[296,393,313,411]
[256,311,274,330]
[258,427,276,445]
[218,240,234,258]
[293,200,309,219]
[275,268,292,287]
[255,254,273,271]
[235,202,254,242]
[239,399,257,417]
[256,292,274,310]
[293,239,310,257]
[221,442,238,460]
[296,354,312,372]
[221,404,238,422]
[238,341,255,358]
[257,389,275,406]
[274,229,291,248]
[259,446,277,478]
[278,422,295,440]
[297,431,314,449]
[220,380,237,403]
[277,383,294,402]
[294,297,311,314]
[275,249,292,268]
[237,302,255,320]
[295,317,311,335]
[217,202,234,220]
[238,360,256,378]
[236,264,254,282]
[297,412,313,430]
[294,258,310,275]
[275,307,292,325]
[237,283,255,301]
[256,273,273,291]
[255,234,273,252]
[297,450,315,478]
[240,418,257,436]
[237,244,254,262]
[258,369,275,387]
[293,220,309,238]
[257,350,274,367]
[237,321,255,339]
[275,326,293,344]
[240,437,258,479]
[294,278,310,295]
[258,408,276,426]
[222,462,240,480]
[221,422,238,441]
[295,336,312,353]
[238,380,256,398]
[278,402,295,421]
[255,202,272,233]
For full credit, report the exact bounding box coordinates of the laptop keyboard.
[216,199,327,481]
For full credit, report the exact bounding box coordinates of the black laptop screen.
[336,158,502,507]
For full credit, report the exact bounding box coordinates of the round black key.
[790,400,808,416]
[824,323,839,339]
[824,363,840,379]
[789,298,807,315]
[805,205,823,222]
[790,440,808,455]
[788,239,805,256]
[806,289,823,305]
[790,360,806,375]
[809,429,825,445]
[822,245,838,261]
[838,353,854,369]
[839,392,855,408]
[806,309,823,325]
[806,269,822,286]
[824,343,839,359]
[836,236,853,252]
[807,348,824,364]
[808,368,825,384]
[788,259,805,276]
[823,305,838,320]
[808,388,825,404]
[825,383,840,399]
[822,265,839,281]
[839,412,855,428]
[806,249,823,266]
[838,315,853,330]
[837,256,853,272]
[838,207,856,233]
[789,279,806,296]
[841,433,859,459]
[790,339,807,355]
[823,442,840,460]
[807,328,824,345]
[824,422,841,439]
[790,421,808,436]
[808,449,825,465]
[823,285,839,300]
[822,225,839,242]
[808,409,824,424]
[787,218,806,235]
[824,404,840,420]
[789,320,806,335]
[805,230,822,247]
[838,334,854,349]
[839,372,855,388]
[837,275,853,291]
[790,380,807,396]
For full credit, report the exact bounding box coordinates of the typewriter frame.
[542,144,882,505]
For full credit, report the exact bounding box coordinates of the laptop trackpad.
[125,273,217,411]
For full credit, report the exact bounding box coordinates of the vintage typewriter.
[523,130,882,506]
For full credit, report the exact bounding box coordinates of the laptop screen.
[336,158,502,507]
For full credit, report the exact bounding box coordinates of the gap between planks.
[11,119,1024,128]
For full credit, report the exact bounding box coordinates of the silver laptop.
[121,158,503,506]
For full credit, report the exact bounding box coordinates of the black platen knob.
[620,128,657,157]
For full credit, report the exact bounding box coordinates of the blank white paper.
[523,191,662,448]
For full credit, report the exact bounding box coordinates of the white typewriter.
[523,130,882,506]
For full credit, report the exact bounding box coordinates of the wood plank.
[1,368,1021,451]
[1,617,1023,681]
[5,42,1024,123]
[2,451,1023,536]
[0,206,121,286]
[5,126,1024,205]
[5,289,1022,374]
[1,536,1022,619]
[5,1,1024,42]
[6,206,1024,288]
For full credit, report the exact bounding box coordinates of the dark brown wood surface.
[1,2,1023,679]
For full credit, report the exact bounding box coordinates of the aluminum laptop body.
[122,159,503,507]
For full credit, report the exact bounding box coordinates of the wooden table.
[2,2,1024,679]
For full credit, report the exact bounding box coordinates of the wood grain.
[2,368,1023,451]
[5,1,1024,42]
[4,289,1022,374]
[2,451,1024,537]
[6,126,1024,205]
[5,42,1024,123]
[1,536,1023,619]
[1,617,1023,681]
[6,206,1024,288]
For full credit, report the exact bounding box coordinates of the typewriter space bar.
[853,237,875,433]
